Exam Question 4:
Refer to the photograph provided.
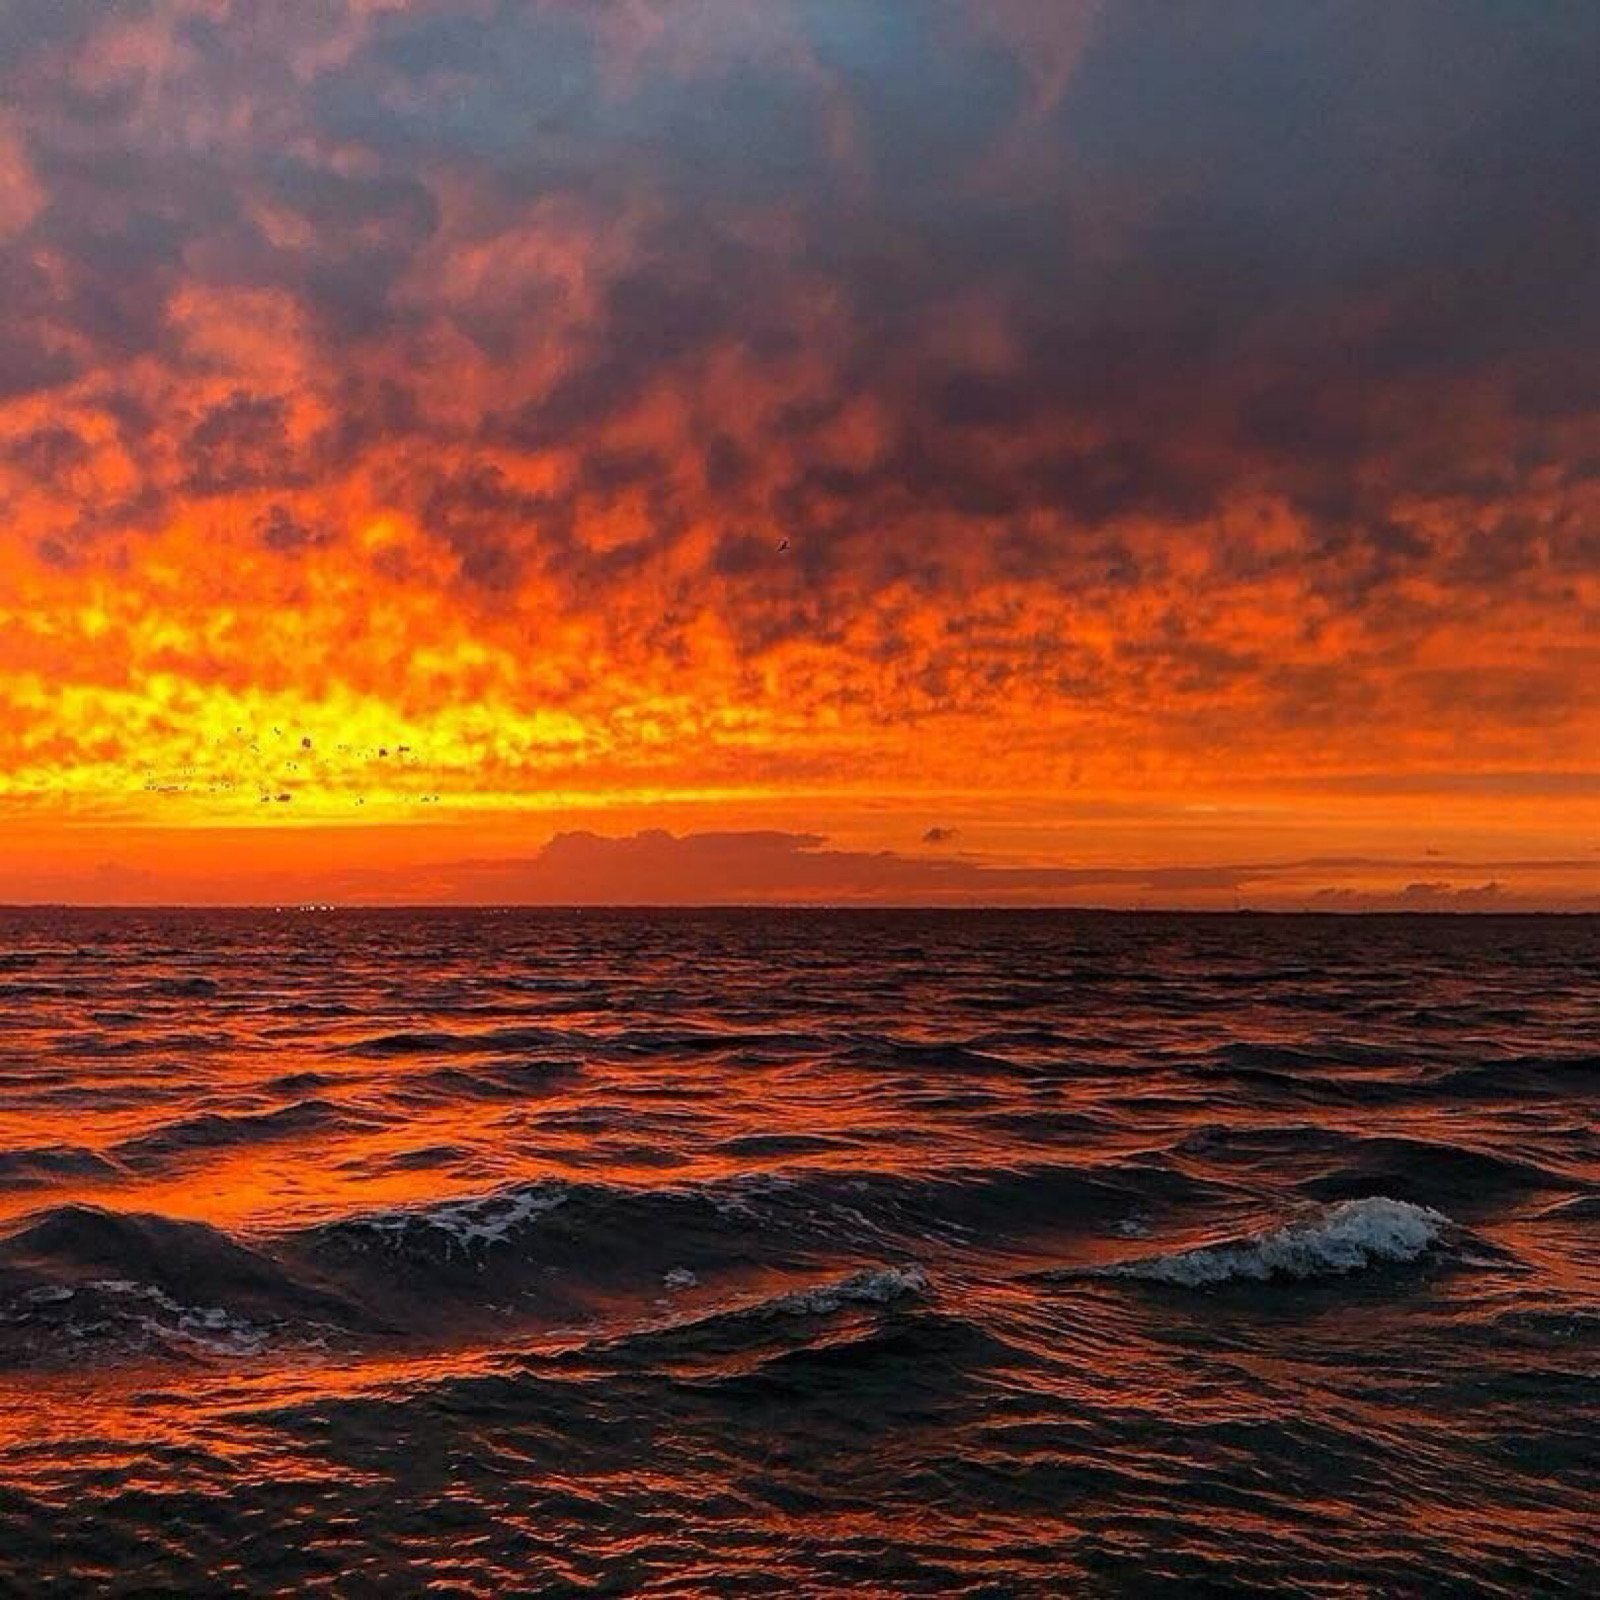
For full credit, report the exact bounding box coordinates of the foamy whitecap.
[1106,1197,1449,1287]
[336,1182,569,1253]
[710,1170,800,1220]
[759,1265,929,1317]
[63,1280,272,1357]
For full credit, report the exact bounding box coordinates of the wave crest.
[1104,1197,1449,1287]
[320,1182,571,1254]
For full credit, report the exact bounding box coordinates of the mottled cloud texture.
[0,2,1597,903]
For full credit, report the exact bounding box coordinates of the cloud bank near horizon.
[5,828,1597,911]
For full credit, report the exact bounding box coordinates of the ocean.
[0,909,1595,1595]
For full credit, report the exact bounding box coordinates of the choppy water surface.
[0,909,1596,1595]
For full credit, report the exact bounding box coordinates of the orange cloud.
[0,2,1596,898]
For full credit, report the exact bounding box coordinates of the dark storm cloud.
[183,392,303,497]
[255,504,329,555]
[413,462,572,590]
[4,425,90,479]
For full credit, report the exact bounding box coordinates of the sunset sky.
[1,0,1597,907]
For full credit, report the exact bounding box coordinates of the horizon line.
[1,902,1597,917]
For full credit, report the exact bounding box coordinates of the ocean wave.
[1198,1040,1400,1072]
[1428,1052,1600,1098]
[1298,1136,1569,1208]
[130,975,219,999]
[754,1265,929,1317]
[53,1030,231,1057]
[0,1182,935,1365]
[1,1205,366,1316]
[3,1203,274,1283]
[837,1037,1030,1076]
[1097,1197,1450,1287]
[345,1143,472,1174]
[1173,1123,1346,1162]
[712,1132,860,1158]
[0,1145,126,1188]
[263,1070,347,1093]
[298,1175,791,1297]
[568,1266,931,1366]
[321,1183,571,1254]
[1,1277,275,1364]
[0,1204,371,1366]
[343,1026,567,1057]
[1170,1125,1571,1208]
[303,1159,1183,1281]
[392,1059,582,1104]
[112,1099,367,1166]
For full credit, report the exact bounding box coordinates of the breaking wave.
[1097,1198,1450,1287]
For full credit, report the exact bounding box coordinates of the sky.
[0,0,1597,907]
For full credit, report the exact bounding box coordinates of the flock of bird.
[134,537,796,807]
[138,726,443,807]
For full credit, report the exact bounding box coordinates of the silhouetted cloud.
[5,827,1599,909]
[1308,881,1529,912]
[304,834,1600,909]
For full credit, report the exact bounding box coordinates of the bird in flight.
[777,538,790,552]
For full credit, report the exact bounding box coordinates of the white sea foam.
[73,1279,270,1356]
[20,1285,75,1305]
[760,1265,929,1317]
[710,1171,799,1220]
[1106,1197,1449,1287]
[338,1183,569,1253]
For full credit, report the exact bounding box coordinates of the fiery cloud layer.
[1,1,1597,903]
